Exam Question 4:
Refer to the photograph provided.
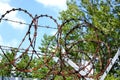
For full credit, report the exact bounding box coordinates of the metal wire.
[1,18,57,29]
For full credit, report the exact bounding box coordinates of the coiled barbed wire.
[0,8,114,80]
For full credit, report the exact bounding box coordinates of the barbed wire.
[0,8,115,80]
[0,45,47,56]
[1,18,57,29]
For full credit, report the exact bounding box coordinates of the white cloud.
[0,1,26,30]
[0,35,18,47]
[1,0,10,3]
[35,0,67,11]
[50,30,57,35]
[6,39,18,47]
[0,35,3,45]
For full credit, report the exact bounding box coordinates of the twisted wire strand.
[1,18,57,29]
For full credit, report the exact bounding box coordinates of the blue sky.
[0,0,67,49]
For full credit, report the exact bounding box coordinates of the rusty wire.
[1,18,57,29]
[0,8,113,79]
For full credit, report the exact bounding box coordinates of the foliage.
[105,73,119,80]
[0,52,14,76]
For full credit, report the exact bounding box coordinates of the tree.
[0,52,14,76]
[40,0,120,79]
[76,0,120,79]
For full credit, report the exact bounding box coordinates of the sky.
[0,0,67,49]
